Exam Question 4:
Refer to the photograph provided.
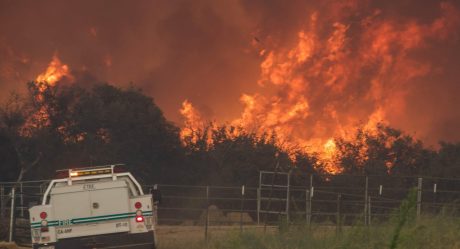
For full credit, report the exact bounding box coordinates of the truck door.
[83,181,131,234]
[51,187,91,224]
[89,183,130,217]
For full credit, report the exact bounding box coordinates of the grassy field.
[158,192,460,249]
[157,225,279,249]
[157,215,460,249]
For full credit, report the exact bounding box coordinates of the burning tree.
[0,56,183,182]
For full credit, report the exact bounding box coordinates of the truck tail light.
[135,215,144,223]
[135,209,144,222]
[40,212,48,219]
[40,220,49,232]
[135,202,142,209]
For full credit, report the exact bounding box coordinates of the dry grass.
[156,225,276,249]
[155,214,460,249]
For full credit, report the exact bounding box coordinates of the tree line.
[0,81,459,185]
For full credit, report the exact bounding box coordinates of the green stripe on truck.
[31,211,153,228]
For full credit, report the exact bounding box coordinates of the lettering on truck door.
[51,190,91,239]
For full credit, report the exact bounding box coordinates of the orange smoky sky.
[1,0,460,147]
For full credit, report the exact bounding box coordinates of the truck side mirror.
[151,184,162,204]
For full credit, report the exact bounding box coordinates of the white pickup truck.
[29,165,157,249]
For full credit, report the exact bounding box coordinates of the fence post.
[0,185,4,219]
[9,187,16,242]
[151,185,159,226]
[417,178,423,219]
[305,189,311,227]
[336,193,342,236]
[368,196,371,226]
[205,186,209,245]
[308,174,313,228]
[257,188,260,225]
[433,183,437,213]
[364,176,369,226]
[240,185,245,233]
[258,170,262,227]
[286,171,290,224]
[20,183,24,218]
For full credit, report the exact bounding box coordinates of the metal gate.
[0,181,48,245]
[257,170,291,225]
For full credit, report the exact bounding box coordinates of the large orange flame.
[180,2,460,173]
[180,100,205,144]
[35,55,71,91]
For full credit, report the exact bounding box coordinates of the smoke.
[0,0,260,122]
[1,0,460,146]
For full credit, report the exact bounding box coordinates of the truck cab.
[29,164,156,249]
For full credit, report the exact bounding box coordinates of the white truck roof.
[42,164,144,205]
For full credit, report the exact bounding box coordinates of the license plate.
[32,229,41,240]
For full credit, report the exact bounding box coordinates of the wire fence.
[0,181,46,244]
[1,173,460,244]
[148,174,460,229]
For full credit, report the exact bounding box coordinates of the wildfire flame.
[180,2,460,174]
[21,55,73,136]
[36,55,71,91]
[180,100,205,144]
